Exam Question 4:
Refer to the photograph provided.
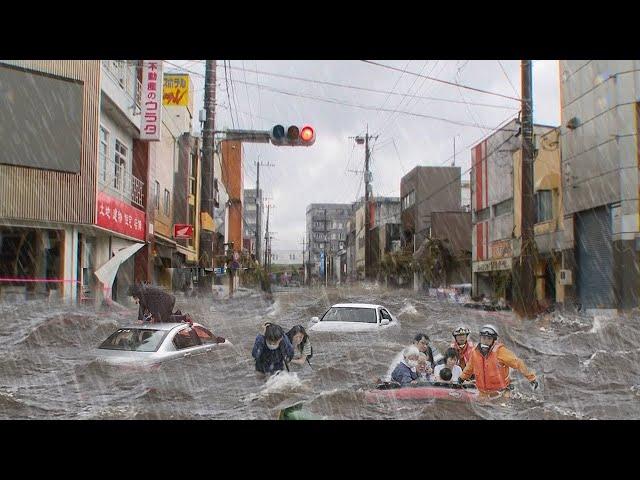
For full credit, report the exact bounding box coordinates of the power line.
[215,77,517,130]
[361,60,522,103]
[497,60,519,97]
[170,60,517,110]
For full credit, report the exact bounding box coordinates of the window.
[475,207,490,222]
[319,243,325,249]
[99,328,167,352]
[402,191,415,210]
[163,189,170,216]
[321,307,378,324]
[154,181,160,211]
[173,328,201,350]
[99,126,109,183]
[380,309,393,321]
[493,198,513,217]
[189,153,197,196]
[536,190,553,223]
[114,140,127,191]
[193,326,220,344]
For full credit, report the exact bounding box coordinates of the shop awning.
[94,243,145,291]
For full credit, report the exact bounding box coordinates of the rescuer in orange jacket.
[458,324,539,397]
[451,326,475,371]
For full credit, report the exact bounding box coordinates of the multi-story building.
[243,188,262,258]
[400,166,462,250]
[471,119,563,306]
[354,197,401,278]
[560,60,640,310]
[220,140,244,259]
[305,203,353,277]
[0,60,107,303]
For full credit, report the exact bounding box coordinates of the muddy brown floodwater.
[1,284,639,419]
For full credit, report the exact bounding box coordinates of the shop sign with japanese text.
[97,192,146,240]
[141,60,163,141]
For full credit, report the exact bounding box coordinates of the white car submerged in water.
[96,322,232,366]
[309,303,400,332]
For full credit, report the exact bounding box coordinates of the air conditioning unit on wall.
[559,269,572,285]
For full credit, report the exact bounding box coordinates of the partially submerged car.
[308,303,400,332]
[96,322,231,366]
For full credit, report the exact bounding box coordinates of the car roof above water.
[118,322,200,331]
[331,303,383,309]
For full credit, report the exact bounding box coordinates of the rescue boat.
[364,381,480,403]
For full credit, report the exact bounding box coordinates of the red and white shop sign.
[97,191,146,241]
[140,60,163,141]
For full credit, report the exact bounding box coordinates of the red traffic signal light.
[300,126,314,143]
[269,124,315,146]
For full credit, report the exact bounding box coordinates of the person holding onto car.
[252,322,294,376]
[128,284,176,324]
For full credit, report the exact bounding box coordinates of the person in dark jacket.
[128,284,176,324]
[252,323,294,375]
[391,345,420,386]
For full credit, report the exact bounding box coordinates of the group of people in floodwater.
[127,284,539,398]
[389,326,539,397]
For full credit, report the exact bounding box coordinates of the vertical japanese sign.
[141,60,163,141]
[163,74,190,106]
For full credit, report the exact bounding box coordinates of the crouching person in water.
[252,323,294,377]
[286,325,313,367]
[391,346,420,386]
[458,324,539,398]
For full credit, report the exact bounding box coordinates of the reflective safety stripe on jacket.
[468,344,509,392]
[451,340,475,370]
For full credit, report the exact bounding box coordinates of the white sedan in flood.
[96,322,232,366]
[308,303,400,332]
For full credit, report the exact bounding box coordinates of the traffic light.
[270,125,315,146]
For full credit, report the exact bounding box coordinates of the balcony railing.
[99,155,145,208]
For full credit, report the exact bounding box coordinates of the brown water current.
[1,284,639,420]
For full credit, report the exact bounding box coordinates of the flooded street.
[1,285,639,420]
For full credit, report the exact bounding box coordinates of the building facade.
[471,119,564,306]
[560,60,640,310]
[243,188,262,258]
[400,166,462,250]
[305,203,353,278]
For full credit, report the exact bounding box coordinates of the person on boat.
[413,333,443,368]
[451,326,475,370]
[415,352,434,383]
[252,322,294,376]
[434,348,463,382]
[128,284,176,324]
[458,324,539,397]
[285,325,313,367]
[391,346,420,386]
[437,367,453,382]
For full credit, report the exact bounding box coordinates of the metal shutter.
[576,206,615,309]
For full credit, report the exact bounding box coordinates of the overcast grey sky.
[167,60,560,251]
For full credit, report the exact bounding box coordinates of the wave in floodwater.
[1,286,640,419]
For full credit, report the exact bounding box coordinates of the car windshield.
[322,307,378,323]
[99,328,167,352]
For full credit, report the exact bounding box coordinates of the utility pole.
[198,59,216,294]
[513,60,536,319]
[301,237,306,285]
[264,203,270,272]
[353,127,378,280]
